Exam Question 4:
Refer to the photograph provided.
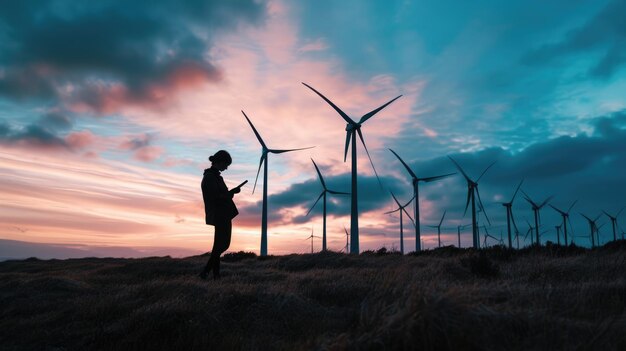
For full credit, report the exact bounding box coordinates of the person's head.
[209,150,232,171]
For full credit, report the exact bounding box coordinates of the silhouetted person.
[200,150,240,280]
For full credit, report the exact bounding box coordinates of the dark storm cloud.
[0,122,67,148]
[0,0,266,111]
[0,111,76,148]
[523,0,626,79]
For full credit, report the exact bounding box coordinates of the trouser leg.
[204,220,232,278]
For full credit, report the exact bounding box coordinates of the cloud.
[0,0,267,112]
[522,0,626,79]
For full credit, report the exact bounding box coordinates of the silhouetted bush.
[222,251,257,262]
[462,251,500,278]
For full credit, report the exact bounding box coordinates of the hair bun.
[209,156,214,161]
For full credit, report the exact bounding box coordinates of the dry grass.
[1,242,625,350]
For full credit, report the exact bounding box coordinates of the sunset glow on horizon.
[2,0,626,259]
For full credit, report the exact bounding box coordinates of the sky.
[1,0,626,259]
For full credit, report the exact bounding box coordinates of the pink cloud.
[65,130,96,149]
[134,146,163,162]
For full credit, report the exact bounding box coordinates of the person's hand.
[230,187,241,194]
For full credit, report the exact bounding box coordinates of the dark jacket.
[202,168,239,225]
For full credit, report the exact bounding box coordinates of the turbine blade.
[476,187,491,226]
[463,187,472,217]
[510,209,520,233]
[538,195,554,209]
[567,199,578,213]
[402,207,415,226]
[302,83,355,124]
[510,179,524,203]
[617,205,626,217]
[311,158,326,189]
[549,204,565,215]
[476,161,497,183]
[270,146,314,154]
[447,155,472,182]
[252,153,266,194]
[343,131,351,162]
[242,111,267,149]
[389,148,417,179]
[359,95,402,124]
[402,195,416,208]
[384,208,401,215]
[327,189,350,195]
[422,172,457,183]
[356,128,382,187]
[579,212,593,222]
[306,192,325,216]
[439,210,447,227]
[389,191,402,207]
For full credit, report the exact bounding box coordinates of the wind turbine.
[303,83,401,254]
[427,210,447,248]
[389,149,455,252]
[383,192,415,254]
[343,226,350,254]
[549,200,577,246]
[307,158,350,251]
[448,156,496,249]
[555,225,562,246]
[304,228,321,254]
[579,213,601,248]
[524,220,534,246]
[457,223,471,248]
[602,206,625,242]
[521,190,554,246]
[242,111,313,256]
[501,180,523,249]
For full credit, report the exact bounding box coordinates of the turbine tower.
[383,191,415,254]
[389,149,455,252]
[555,225,562,245]
[521,190,553,246]
[242,111,313,256]
[549,200,577,246]
[307,158,350,251]
[602,207,624,242]
[580,213,601,248]
[448,156,496,249]
[303,82,401,254]
[304,228,321,254]
[427,210,447,248]
[501,179,523,249]
[457,223,471,248]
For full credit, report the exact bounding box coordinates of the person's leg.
[211,220,232,279]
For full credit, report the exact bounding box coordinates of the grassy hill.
[1,242,625,350]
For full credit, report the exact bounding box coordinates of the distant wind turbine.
[549,200,577,246]
[521,190,554,246]
[303,82,401,254]
[389,149,455,252]
[457,223,471,248]
[242,111,314,256]
[427,210,447,248]
[448,156,496,249]
[304,228,321,254]
[602,206,625,242]
[383,191,415,254]
[580,213,601,248]
[501,179,523,249]
[343,226,350,254]
[555,225,562,246]
[307,158,350,251]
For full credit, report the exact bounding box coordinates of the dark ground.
[1,242,625,350]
